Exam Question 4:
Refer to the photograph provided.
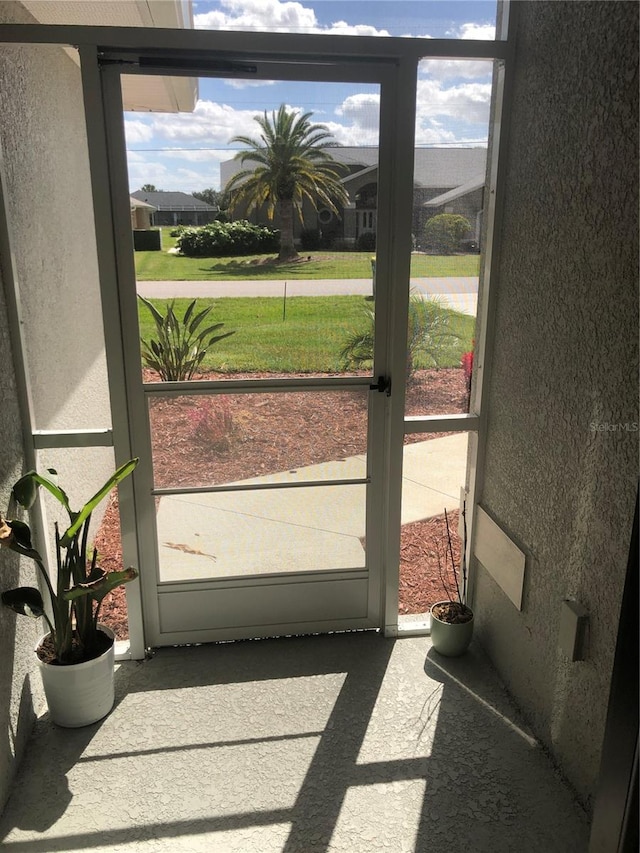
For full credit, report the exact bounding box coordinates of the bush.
[299,228,322,251]
[356,231,376,252]
[406,294,460,376]
[340,290,459,378]
[188,397,234,451]
[176,220,280,257]
[169,225,187,238]
[423,214,471,255]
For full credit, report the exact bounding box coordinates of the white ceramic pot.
[430,601,474,657]
[35,625,116,727]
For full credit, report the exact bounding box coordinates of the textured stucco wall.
[0,40,111,433]
[0,2,114,813]
[0,13,114,512]
[474,2,638,809]
[0,1,44,816]
[0,268,45,815]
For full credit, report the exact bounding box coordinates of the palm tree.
[225,105,349,261]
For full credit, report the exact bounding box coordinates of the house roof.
[221,147,487,191]
[424,174,486,207]
[412,149,486,189]
[20,0,198,113]
[131,191,218,211]
[130,196,157,210]
[331,147,487,189]
[342,163,378,186]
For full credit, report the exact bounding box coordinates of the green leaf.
[11,474,38,509]
[13,471,72,515]
[8,519,33,550]
[138,294,164,325]
[60,459,138,547]
[207,331,235,347]
[64,567,138,603]
[183,299,196,327]
[188,306,213,335]
[1,586,45,618]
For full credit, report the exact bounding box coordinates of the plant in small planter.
[430,502,474,657]
[0,459,139,726]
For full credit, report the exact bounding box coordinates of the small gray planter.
[430,601,474,657]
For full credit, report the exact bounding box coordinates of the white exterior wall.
[474,1,638,809]
[0,3,114,812]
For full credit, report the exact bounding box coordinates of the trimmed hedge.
[176,220,280,257]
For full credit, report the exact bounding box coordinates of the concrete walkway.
[137,277,478,316]
[156,433,468,582]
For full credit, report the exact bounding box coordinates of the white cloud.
[420,59,493,82]
[194,0,390,36]
[161,149,225,164]
[195,0,318,32]
[124,119,154,144]
[126,150,148,163]
[146,99,264,145]
[330,92,380,144]
[416,79,492,126]
[128,157,220,193]
[415,124,458,146]
[458,22,496,40]
[128,160,171,191]
[324,20,390,37]
[223,78,277,89]
[335,92,379,123]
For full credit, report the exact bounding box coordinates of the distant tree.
[140,184,161,192]
[225,105,348,261]
[424,214,471,255]
[192,188,224,208]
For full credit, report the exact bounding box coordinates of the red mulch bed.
[98,368,469,639]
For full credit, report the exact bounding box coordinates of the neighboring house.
[130,191,218,227]
[130,196,156,230]
[220,147,487,248]
[423,174,486,248]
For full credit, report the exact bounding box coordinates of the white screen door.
[97,50,404,646]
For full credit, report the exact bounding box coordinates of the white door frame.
[95,52,409,647]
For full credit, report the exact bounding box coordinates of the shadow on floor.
[0,633,589,852]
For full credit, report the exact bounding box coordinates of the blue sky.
[125,0,497,192]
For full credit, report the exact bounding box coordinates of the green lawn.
[134,229,481,281]
[138,295,474,374]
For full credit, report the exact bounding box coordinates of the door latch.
[369,375,391,396]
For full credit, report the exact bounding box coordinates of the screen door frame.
[95,48,410,646]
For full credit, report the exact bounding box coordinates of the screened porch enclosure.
[0,22,509,655]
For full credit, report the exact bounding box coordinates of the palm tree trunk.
[278,198,298,260]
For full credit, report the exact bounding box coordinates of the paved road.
[137,276,479,314]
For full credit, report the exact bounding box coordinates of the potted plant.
[1,459,139,727]
[430,503,474,657]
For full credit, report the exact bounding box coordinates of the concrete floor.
[0,633,589,852]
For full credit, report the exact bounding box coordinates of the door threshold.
[397,612,432,637]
